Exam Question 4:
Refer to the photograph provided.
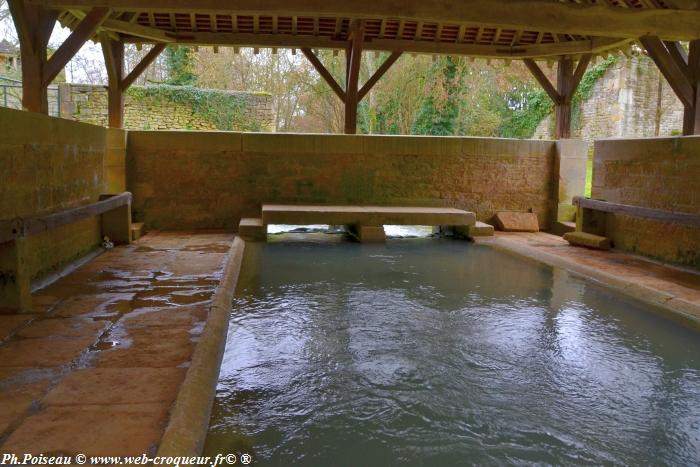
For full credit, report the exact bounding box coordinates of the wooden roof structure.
[49,0,700,59]
[9,0,700,136]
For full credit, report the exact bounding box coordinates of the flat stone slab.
[2,404,171,457]
[0,231,234,455]
[262,204,476,227]
[42,368,185,406]
[563,231,611,250]
[494,211,540,232]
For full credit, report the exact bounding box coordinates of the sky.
[1,3,107,83]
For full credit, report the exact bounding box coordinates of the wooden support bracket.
[300,47,346,102]
[358,51,402,102]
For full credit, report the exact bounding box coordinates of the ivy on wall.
[128,85,271,131]
[500,55,619,138]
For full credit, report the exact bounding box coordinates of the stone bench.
[239,204,476,242]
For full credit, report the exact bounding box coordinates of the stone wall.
[592,136,700,269]
[0,107,107,287]
[127,132,560,231]
[535,54,685,142]
[61,83,275,132]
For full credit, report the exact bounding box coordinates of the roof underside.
[50,0,700,60]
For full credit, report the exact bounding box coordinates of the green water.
[204,236,700,466]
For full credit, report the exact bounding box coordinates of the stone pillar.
[58,83,75,120]
[554,139,589,230]
[104,128,127,193]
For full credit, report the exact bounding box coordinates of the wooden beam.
[121,42,166,89]
[556,56,574,139]
[571,53,592,92]
[101,33,125,128]
[664,40,690,80]
[358,51,401,101]
[684,40,700,134]
[573,196,700,228]
[523,58,561,104]
[102,17,176,42]
[640,35,694,108]
[300,48,346,102]
[24,0,700,41]
[43,7,110,86]
[345,19,364,134]
[7,0,35,55]
[126,32,630,60]
[8,0,57,113]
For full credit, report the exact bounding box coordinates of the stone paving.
[481,232,700,322]
[0,231,233,457]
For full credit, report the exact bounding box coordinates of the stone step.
[551,221,576,236]
[563,231,611,250]
[131,222,145,241]
[494,211,539,232]
[238,217,266,241]
[261,204,475,227]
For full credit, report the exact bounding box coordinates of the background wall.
[0,107,107,283]
[592,136,700,269]
[59,83,275,132]
[127,132,559,231]
[535,55,685,142]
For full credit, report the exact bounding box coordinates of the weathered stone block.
[494,211,540,232]
[238,217,266,241]
[563,231,611,250]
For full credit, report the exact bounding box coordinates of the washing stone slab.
[261,204,475,228]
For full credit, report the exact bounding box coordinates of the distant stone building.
[534,53,684,142]
[0,40,19,73]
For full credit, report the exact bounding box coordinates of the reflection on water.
[205,237,700,466]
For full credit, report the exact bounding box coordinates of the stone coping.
[157,236,245,457]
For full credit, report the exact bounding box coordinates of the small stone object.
[494,212,539,232]
[563,231,611,250]
[102,236,114,249]
[238,218,267,241]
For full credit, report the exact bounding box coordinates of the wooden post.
[556,56,574,139]
[101,34,125,128]
[524,54,590,139]
[8,0,57,113]
[344,20,364,134]
[685,40,700,135]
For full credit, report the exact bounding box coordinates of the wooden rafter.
[102,17,176,42]
[43,7,111,85]
[358,51,402,101]
[300,47,346,101]
[523,58,562,104]
[571,53,593,95]
[121,42,166,89]
[25,0,700,41]
[640,36,694,107]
